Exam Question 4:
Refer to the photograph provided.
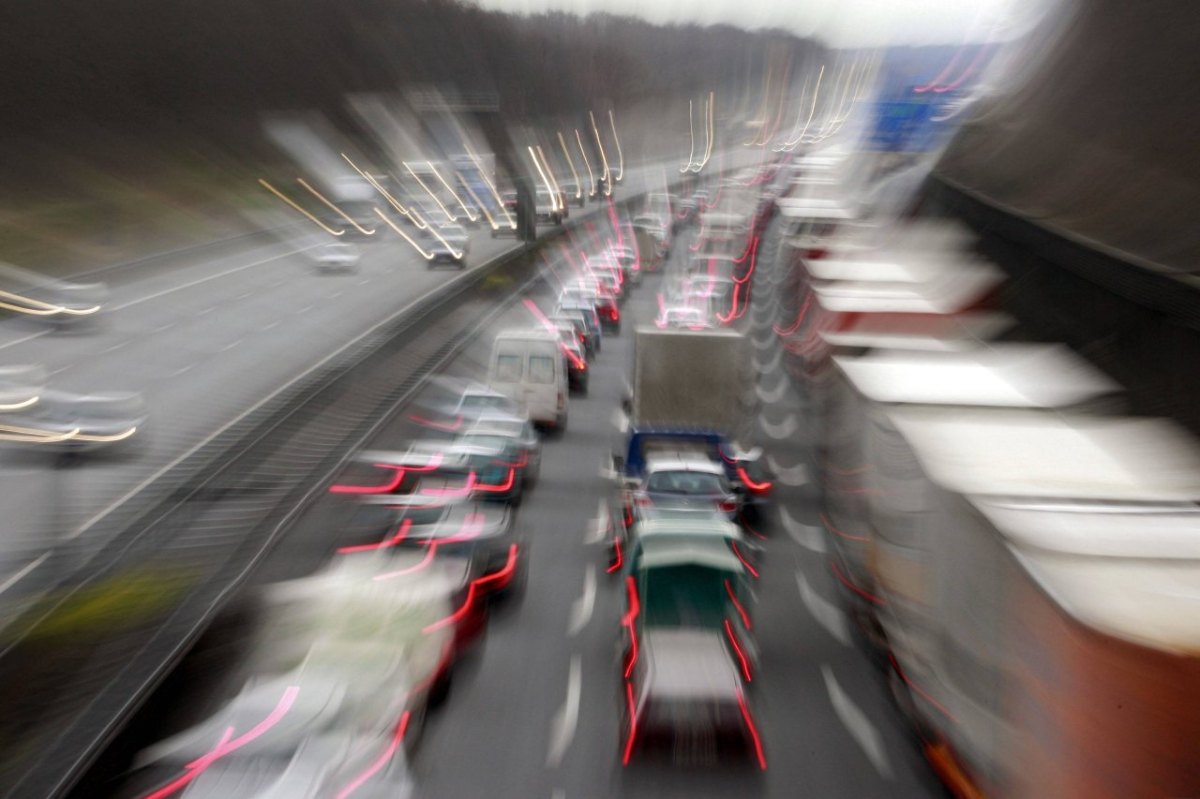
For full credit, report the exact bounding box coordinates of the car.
[549,311,598,359]
[488,328,570,431]
[423,222,470,267]
[314,242,361,272]
[457,412,542,484]
[342,498,522,601]
[622,628,763,768]
[333,440,526,506]
[561,181,586,208]
[548,321,590,394]
[535,188,564,224]
[0,388,146,451]
[608,244,641,286]
[657,304,712,330]
[451,384,525,420]
[624,456,741,526]
[554,300,603,354]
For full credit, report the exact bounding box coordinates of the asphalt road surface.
[92,209,947,799]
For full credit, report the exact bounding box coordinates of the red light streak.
[736,688,767,770]
[410,414,464,433]
[717,282,746,324]
[338,518,414,554]
[725,579,752,630]
[607,536,624,574]
[730,541,759,578]
[140,686,300,799]
[622,679,639,766]
[889,653,959,723]
[773,293,813,336]
[372,514,486,581]
[830,560,885,606]
[724,618,753,682]
[335,711,412,799]
[820,512,868,542]
[329,464,407,495]
[621,576,640,677]
[736,466,772,494]
[475,467,516,493]
[422,544,519,633]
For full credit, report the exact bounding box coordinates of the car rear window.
[646,471,727,495]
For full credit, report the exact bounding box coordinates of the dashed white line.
[611,408,629,434]
[152,322,176,334]
[100,341,128,354]
[821,664,894,780]
[170,364,195,378]
[297,304,315,314]
[568,569,597,637]
[759,412,798,440]
[49,365,72,377]
[219,338,244,352]
[767,455,809,487]
[331,291,345,299]
[357,277,372,286]
[755,377,790,404]
[546,655,582,767]
[585,500,610,545]
[196,306,216,317]
[798,572,851,646]
[753,346,783,374]
[0,552,50,596]
[235,291,254,301]
[261,320,282,332]
[781,507,826,552]
[110,245,314,312]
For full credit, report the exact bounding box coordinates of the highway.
[90,206,947,798]
[0,157,711,606]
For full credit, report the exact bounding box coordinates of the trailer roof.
[834,344,1120,408]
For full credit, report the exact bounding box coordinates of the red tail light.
[608,307,620,321]
[718,499,738,514]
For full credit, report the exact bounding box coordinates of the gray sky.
[466,0,1054,47]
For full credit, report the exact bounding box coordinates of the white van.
[488,329,568,430]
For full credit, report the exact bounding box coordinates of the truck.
[611,327,771,535]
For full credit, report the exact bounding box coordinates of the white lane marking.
[755,377,790,404]
[331,291,344,299]
[101,341,128,354]
[196,306,215,317]
[110,245,312,312]
[169,364,195,378]
[552,790,566,799]
[357,277,371,286]
[611,408,629,434]
[152,321,176,333]
[261,320,282,332]
[821,664,894,780]
[568,569,597,636]
[0,552,50,596]
[49,365,72,377]
[798,573,850,646]
[753,345,783,374]
[585,500,610,544]
[219,338,243,352]
[759,412,797,440]
[297,304,315,314]
[546,655,582,767]
[0,330,48,354]
[767,455,809,487]
[235,291,254,301]
[751,332,775,352]
[781,506,826,552]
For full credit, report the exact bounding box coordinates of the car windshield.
[646,470,727,495]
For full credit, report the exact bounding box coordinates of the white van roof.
[813,264,1003,314]
[493,328,559,344]
[834,345,1120,408]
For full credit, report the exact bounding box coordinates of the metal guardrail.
[0,168,718,797]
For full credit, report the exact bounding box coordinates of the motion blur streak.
[422,544,518,633]
[607,110,624,181]
[297,177,375,235]
[557,131,582,198]
[730,541,759,578]
[140,685,300,799]
[724,618,753,682]
[574,129,596,197]
[621,576,640,678]
[372,207,436,259]
[337,518,413,553]
[334,711,412,799]
[736,688,767,770]
[725,579,752,630]
[257,178,344,236]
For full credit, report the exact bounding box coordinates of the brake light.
[634,495,652,508]
[608,307,620,321]
[718,499,738,514]
[736,466,773,495]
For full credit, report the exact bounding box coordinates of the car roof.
[633,515,742,541]
[637,536,743,572]
[644,457,725,475]
[642,629,741,700]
